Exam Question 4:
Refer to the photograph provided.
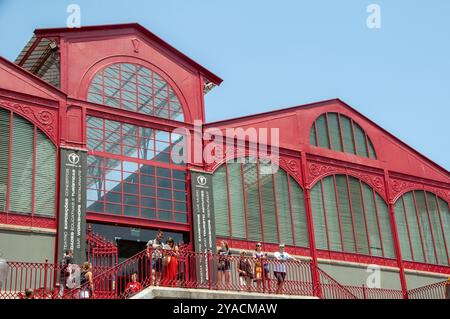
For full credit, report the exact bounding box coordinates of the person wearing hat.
[273,243,295,295]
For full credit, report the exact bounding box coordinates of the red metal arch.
[392,186,450,205]
[308,172,387,203]
[76,55,192,123]
[0,101,58,145]
[207,152,304,189]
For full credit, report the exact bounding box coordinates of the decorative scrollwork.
[0,100,56,140]
[280,158,300,178]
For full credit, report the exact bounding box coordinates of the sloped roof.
[32,23,223,86]
[206,98,450,178]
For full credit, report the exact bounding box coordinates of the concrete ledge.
[131,286,318,299]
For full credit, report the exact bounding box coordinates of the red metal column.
[300,152,322,298]
[384,170,408,299]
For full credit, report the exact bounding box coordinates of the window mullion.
[350,119,358,155]
[345,175,359,254]
[372,190,385,257]
[225,161,233,240]
[401,196,415,261]
[256,160,265,242]
[423,192,440,264]
[240,161,249,241]
[359,180,372,257]
[286,173,297,246]
[271,163,282,244]
[412,191,428,263]
[332,175,345,252]
[319,179,331,251]
[325,113,332,150]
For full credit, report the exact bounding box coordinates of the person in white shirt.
[146,230,164,285]
[273,243,294,294]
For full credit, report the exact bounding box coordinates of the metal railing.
[2,249,447,300]
[344,285,403,299]
[63,248,355,299]
[408,280,450,299]
[0,260,61,299]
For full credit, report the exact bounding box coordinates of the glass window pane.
[275,170,293,245]
[228,162,246,239]
[323,176,342,252]
[212,165,230,237]
[290,177,309,248]
[34,130,56,216]
[395,198,413,261]
[376,194,395,259]
[311,180,328,250]
[362,184,382,257]
[10,115,33,214]
[340,115,356,154]
[335,175,356,253]
[0,109,10,212]
[316,115,330,149]
[354,123,369,158]
[415,191,437,264]
[243,159,262,242]
[426,192,447,265]
[260,162,278,244]
[328,113,343,152]
[403,192,425,263]
[349,177,369,255]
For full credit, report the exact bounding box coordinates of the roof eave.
[34,23,223,86]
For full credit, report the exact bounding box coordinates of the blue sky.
[0,0,449,169]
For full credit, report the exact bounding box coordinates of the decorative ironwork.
[0,100,56,140]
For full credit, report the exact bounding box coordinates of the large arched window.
[310,113,376,159]
[212,157,309,248]
[0,108,56,217]
[311,175,395,258]
[87,63,184,121]
[86,116,188,223]
[394,191,449,266]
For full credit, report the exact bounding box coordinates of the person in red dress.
[163,237,179,287]
[124,273,143,297]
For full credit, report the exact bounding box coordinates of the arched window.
[394,191,449,266]
[87,63,184,121]
[310,113,376,159]
[212,157,309,248]
[310,174,395,258]
[0,108,56,217]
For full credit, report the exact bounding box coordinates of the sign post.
[57,148,87,265]
[190,171,217,286]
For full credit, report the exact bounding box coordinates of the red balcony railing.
[63,248,355,299]
[0,260,61,299]
[344,285,404,299]
[408,280,450,299]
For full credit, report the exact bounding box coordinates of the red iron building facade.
[0,24,448,297]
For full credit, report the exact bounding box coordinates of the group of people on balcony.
[218,240,296,294]
[143,230,298,295]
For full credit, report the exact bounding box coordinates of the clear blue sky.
[0,0,449,169]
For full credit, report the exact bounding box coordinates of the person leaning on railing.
[253,243,270,291]
[238,251,254,291]
[273,243,296,295]
[146,230,164,286]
